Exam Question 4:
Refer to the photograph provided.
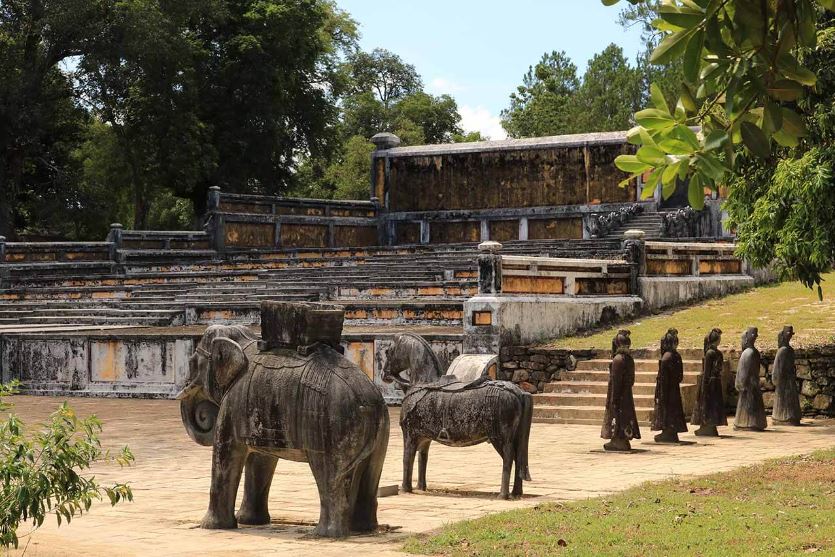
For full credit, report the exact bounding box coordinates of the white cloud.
[459,105,507,141]
[427,77,466,95]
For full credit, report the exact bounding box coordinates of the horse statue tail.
[516,392,533,482]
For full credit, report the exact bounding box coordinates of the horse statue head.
[381,333,444,391]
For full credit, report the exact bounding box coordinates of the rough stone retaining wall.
[498,346,592,394]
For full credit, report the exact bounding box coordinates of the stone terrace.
[0,238,624,329]
[6,396,834,557]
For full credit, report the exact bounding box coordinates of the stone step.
[575,359,702,372]
[0,315,176,326]
[532,405,654,422]
[543,381,694,396]
[562,369,700,383]
[533,392,656,407]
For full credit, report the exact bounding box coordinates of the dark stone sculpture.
[734,326,767,431]
[772,325,802,425]
[601,329,640,451]
[651,328,688,443]
[382,333,533,499]
[692,328,728,436]
[178,302,390,538]
[662,207,698,238]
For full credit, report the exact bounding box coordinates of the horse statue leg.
[401,431,418,493]
[416,440,431,491]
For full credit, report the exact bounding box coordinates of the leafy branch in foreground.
[603,0,834,210]
[0,382,134,548]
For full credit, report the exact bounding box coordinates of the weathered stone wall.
[498,346,594,394]
[380,135,636,213]
[760,347,835,416]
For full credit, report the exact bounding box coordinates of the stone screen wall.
[378,132,636,214]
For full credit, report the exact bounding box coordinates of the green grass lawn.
[550,273,835,351]
[404,448,835,557]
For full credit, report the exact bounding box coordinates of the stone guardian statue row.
[601,325,803,451]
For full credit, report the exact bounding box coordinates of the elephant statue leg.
[416,439,431,491]
[351,424,388,533]
[236,452,278,526]
[401,433,418,494]
[202,438,248,529]
[309,453,358,538]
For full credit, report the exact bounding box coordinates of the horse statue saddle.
[423,374,491,393]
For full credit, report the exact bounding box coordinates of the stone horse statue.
[382,333,533,499]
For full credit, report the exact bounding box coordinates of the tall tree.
[500,51,580,138]
[574,44,643,132]
[0,0,109,238]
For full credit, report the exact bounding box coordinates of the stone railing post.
[205,187,225,254]
[207,186,221,212]
[477,241,503,295]
[622,229,646,296]
[0,236,6,264]
[0,236,6,288]
[107,223,123,260]
[370,132,401,207]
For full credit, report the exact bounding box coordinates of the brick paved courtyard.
[6,396,835,556]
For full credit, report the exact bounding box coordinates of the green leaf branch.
[604,0,832,208]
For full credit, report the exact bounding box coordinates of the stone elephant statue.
[178,324,390,538]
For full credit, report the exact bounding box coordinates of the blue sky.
[336,1,645,139]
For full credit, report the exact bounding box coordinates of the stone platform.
[6,396,833,556]
[0,324,462,403]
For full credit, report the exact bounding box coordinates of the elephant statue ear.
[210,337,249,395]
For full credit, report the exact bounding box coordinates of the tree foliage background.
[0,1,475,239]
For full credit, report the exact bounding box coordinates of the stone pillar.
[107,223,123,260]
[477,241,503,295]
[0,236,6,289]
[518,217,529,241]
[370,133,401,208]
[420,220,430,245]
[207,186,221,212]
[204,187,225,253]
[622,229,646,296]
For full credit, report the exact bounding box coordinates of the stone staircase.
[604,212,665,239]
[532,354,701,425]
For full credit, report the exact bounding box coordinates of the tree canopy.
[500,46,644,138]
[605,0,835,291]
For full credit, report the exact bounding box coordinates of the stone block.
[812,394,833,411]
[801,381,820,398]
[545,364,560,373]
[518,381,537,394]
[529,362,545,371]
[529,354,550,364]
[530,370,544,382]
[762,391,774,410]
[512,369,529,383]
[796,362,812,380]
[502,361,518,370]
[260,301,344,350]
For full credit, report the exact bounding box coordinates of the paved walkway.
[6,396,835,556]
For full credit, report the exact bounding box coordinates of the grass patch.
[550,273,835,351]
[404,448,835,557]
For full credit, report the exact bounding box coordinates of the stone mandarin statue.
[601,329,640,451]
[734,326,768,431]
[692,328,728,436]
[771,325,802,425]
[651,328,688,443]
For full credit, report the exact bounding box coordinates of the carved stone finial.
[110,223,123,230]
[478,241,503,254]
[623,229,646,240]
[370,132,401,151]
